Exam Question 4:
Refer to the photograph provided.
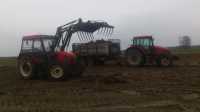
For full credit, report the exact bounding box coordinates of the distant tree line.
[179,36,191,48]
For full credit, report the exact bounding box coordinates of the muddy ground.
[0,54,200,112]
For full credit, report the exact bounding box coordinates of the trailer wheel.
[126,49,145,66]
[49,65,65,80]
[18,57,35,79]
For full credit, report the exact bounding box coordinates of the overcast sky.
[0,0,199,56]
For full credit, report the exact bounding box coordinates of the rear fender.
[153,46,171,56]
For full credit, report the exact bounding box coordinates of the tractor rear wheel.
[17,57,35,79]
[157,55,173,67]
[126,49,145,66]
[49,65,65,80]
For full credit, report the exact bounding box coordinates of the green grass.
[169,46,200,54]
[0,57,16,66]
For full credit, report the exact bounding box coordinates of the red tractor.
[17,18,114,80]
[125,36,177,66]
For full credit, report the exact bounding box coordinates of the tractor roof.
[133,36,153,39]
[22,35,54,40]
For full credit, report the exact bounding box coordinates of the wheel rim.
[50,66,64,79]
[20,61,32,77]
[161,58,170,66]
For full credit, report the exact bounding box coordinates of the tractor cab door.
[142,39,153,49]
[143,38,154,55]
[31,39,47,64]
[134,38,154,55]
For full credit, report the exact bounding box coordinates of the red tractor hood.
[154,46,169,51]
[153,46,170,55]
[56,51,76,64]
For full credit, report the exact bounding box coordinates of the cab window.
[143,39,152,48]
[43,39,53,52]
[22,40,33,52]
[33,40,43,52]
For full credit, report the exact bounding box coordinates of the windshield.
[133,38,153,47]
[43,39,54,52]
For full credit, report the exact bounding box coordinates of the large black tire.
[48,64,65,80]
[17,57,35,80]
[125,48,145,66]
[157,55,173,67]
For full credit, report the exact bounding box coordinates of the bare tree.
[179,36,191,48]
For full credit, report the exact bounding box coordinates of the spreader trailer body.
[72,39,121,65]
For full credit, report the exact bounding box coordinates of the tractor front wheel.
[157,55,173,67]
[49,65,65,80]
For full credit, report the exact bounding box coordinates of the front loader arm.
[52,18,114,52]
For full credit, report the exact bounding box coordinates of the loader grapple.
[74,20,114,41]
[54,18,114,51]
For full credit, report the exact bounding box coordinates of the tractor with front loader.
[17,18,114,80]
[125,36,178,66]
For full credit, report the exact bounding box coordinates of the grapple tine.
[83,32,88,41]
[105,28,110,37]
[102,27,106,35]
[77,32,81,41]
[103,27,107,36]
[97,28,101,34]
[102,27,107,38]
[96,24,100,34]
[108,28,112,37]
[87,33,91,40]
[81,32,85,41]
[61,33,65,44]
[62,35,65,44]
[84,32,88,41]
[97,29,99,34]
[87,33,92,40]
[110,28,113,35]
[90,33,93,40]
[98,28,102,34]
[79,32,83,41]
[80,32,84,41]
[105,28,109,38]
[83,32,87,41]
[99,27,104,35]
[91,34,94,40]
[86,32,90,41]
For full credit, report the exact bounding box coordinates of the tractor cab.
[132,36,154,49]
[20,35,77,65]
[21,35,55,53]
[131,36,155,55]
